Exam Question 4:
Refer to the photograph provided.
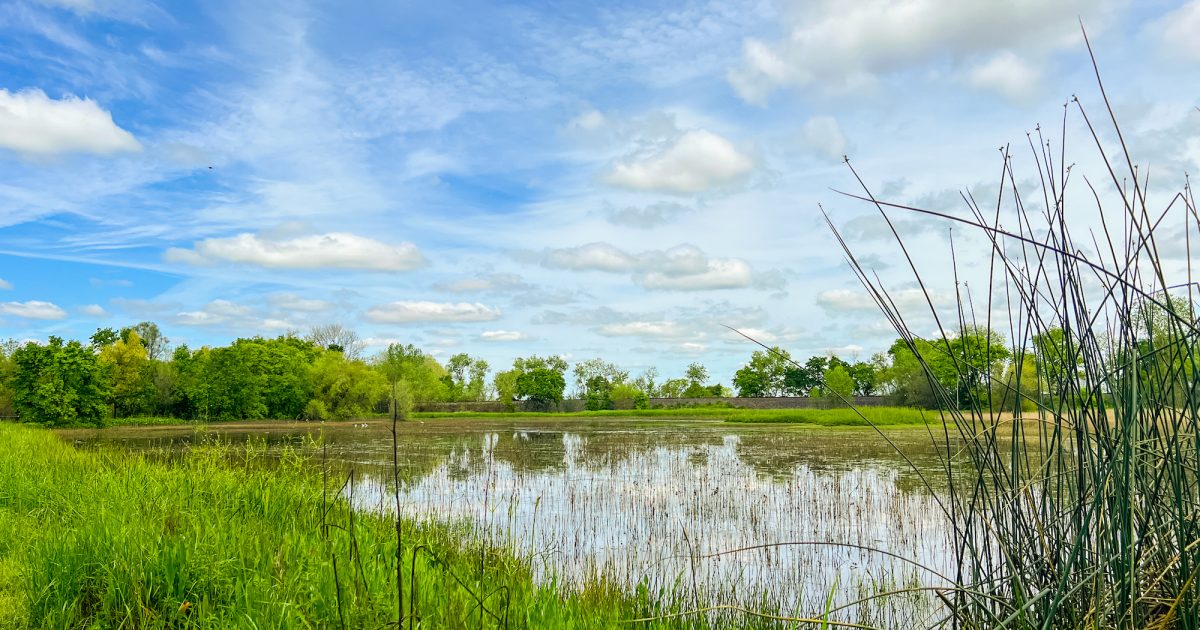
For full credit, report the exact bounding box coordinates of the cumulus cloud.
[538,242,768,291]
[0,278,11,290]
[728,0,1101,103]
[175,299,256,327]
[0,89,141,157]
[0,300,68,320]
[80,304,107,317]
[267,293,334,312]
[364,301,501,324]
[967,51,1040,102]
[480,330,527,342]
[602,201,693,228]
[1150,0,1200,60]
[800,116,847,161]
[597,321,690,338]
[165,232,426,272]
[818,287,953,312]
[604,129,754,193]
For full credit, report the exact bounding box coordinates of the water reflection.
[67,419,951,623]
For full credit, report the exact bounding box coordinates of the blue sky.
[2,0,1199,385]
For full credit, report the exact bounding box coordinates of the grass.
[0,422,777,629]
[412,405,936,426]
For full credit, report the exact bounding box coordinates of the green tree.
[822,364,856,406]
[572,358,628,396]
[733,347,794,397]
[306,351,387,420]
[0,340,18,418]
[493,369,520,411]
[584,375,614,410]
[515,368,565,412]
[120,321,170,361]
[444,353,490,401]
[11,337,110,426]
[98,330,152,418]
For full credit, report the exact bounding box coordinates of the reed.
[828,32,1200,629]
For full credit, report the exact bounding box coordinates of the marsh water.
[65,418,955,623]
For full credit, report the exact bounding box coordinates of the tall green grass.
[0,423,753,629]
[828,34,1200,629]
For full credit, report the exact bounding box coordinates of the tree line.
[0,319,1097,427]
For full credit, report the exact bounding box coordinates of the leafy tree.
[0,340,17,418]
[572,358,628,396]
[610,382,647,408]
[684,362,708,386]
[1032,327,1080,399]
[584,375,614,411]
[515,368,565,412]
[444,353,490,401]
[514,354,568,375]
[733,347,794,397]
[89,327,119,349]
[493,369,520,411]
[377,343,445,417]
[98,330,152,417]
[306,351,387,420]
[120,321,170,361]
[11,337,110,426]
[657,377,690,398]
[632,367,660,397]
[822,364,855,406]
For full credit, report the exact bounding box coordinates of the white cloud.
[165,232,426,272]
[817,287,953,312]
[800,116,847,161]
[728,0,1100,102]
[0,89,141,157]
[0,300,67,320]
[538,242,764,291]
[364,301,502,324]
[480,330,527,342]
[0,278,11,290]
[967,51,1040,102]
[267,293,334,312]
[638,258,753,291]
[1151,0,1200,59]
[604,129,754,193]
[174,299,255,327]
[602,201,693,229]
[80,304,107,317]
[597,321,690,338]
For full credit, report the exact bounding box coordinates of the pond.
[64,418,956,625]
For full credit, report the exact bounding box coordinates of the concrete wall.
[415,395,893,413]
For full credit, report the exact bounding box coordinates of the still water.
[67,418,954,624]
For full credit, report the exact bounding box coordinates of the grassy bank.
[414,405,936,426]
[0,422,757,629]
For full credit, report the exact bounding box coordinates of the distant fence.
[414,395,894,414]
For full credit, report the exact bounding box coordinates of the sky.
[1,0,1199,385]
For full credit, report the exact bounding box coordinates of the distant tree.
[120,321,169,361]
[0,341,17,418]
[514,354,569,376]
[98,330,152,417]
[822,364,856,406]
[1032,327,1080,399]
[376,343,447,416]
[11,337,110,427]
[733,347,794,397]
[584,375,614,410]
[657,377,690,398]
[493,369,520,411]
[307,324,365,360]
[610,381,647,408]
[306,352,387,420]
[89,327,119,349]
[684,362,709,386]
[572,358,628,396]
[632,367,660,398]
[515,368,565,412]
[445,353,490,401]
